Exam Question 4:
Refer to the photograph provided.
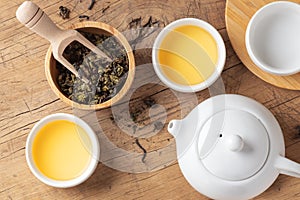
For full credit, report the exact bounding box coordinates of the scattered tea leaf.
[88,0,95,10]
[128,16,164,50]
[136,139,147,163]
[102,5,110,13]
[58,6,70,19]
[79,15,89,21]
[129,17,142,29]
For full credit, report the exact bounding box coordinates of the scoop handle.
[16,1,63,43]
[275,156,300,178]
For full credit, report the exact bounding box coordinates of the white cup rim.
[152,18,226,93]
[26,113,100,188]
[245,1,300,76]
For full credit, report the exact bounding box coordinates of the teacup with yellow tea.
[26,113,100,188]
[152,18,226,92]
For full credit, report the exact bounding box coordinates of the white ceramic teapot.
[168,94,300,200]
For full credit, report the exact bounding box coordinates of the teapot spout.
[168,120,182,138]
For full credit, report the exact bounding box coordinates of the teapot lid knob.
[226,135,244,152]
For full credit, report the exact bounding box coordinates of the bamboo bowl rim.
[45,21,135,110]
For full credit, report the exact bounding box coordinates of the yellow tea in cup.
[32,120,92,180]
[158,25,218,85]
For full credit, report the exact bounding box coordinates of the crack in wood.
[13,98,59,119]
[0,147,25,161]
[286,140,300,148]
[0,131,28,146]
[222,62,242,72]
[269,95,300,110]
[0,185,16,194]
[120,162,177,188]
[0,54,23,65]
[0,120,38,140]
[23,99,31,115]
[0,33,35,51]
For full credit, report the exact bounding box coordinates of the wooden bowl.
[45,21,135,110]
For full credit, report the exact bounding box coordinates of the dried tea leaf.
[56,31,129,105]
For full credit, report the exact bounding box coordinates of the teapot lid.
[198,108,269,181]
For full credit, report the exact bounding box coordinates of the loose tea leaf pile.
[56,31,129,105]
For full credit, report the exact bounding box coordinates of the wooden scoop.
[16,1,112,83]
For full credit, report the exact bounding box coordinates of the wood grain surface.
[226,0,300,90]
[0,0,300,199]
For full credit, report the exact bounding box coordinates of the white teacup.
[152,18,226,92]
[246,1,300,76]
[26,113,100,188]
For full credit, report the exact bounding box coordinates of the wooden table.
[1,0,300,199]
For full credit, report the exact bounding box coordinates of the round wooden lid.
[226,0,300,90]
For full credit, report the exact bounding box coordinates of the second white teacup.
[246,1,300,76]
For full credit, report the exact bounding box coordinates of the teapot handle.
[275,156,300,178]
